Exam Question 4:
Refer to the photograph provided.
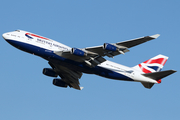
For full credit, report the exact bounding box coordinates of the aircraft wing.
[49,62,83,90]
[85,34,160,57]
[54,34,159,67]
[54,50,106,67]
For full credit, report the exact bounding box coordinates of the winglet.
[80,87,84,90]
[150,34,160,39]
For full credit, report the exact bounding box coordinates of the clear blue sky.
[1,0,179,120]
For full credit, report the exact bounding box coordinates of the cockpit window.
[15,30,20,32]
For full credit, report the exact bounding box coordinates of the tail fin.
[133,55,176,89]
[133,54,168,73]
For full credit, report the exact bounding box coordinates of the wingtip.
[150,34,160,39]
[80,87,84,90]
[171,70,177,73]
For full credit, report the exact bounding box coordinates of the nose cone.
[2,33,8,40]
[2,33,6,39]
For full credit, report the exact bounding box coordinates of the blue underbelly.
[6,39,133,81]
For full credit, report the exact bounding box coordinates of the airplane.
[2,30,176,90]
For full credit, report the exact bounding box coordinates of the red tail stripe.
[143,58,167,65]
[139,64,162,83]
[139,64,152,73]
[157,79,161,84]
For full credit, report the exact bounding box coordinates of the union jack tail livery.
[133,55,175,88]
[133,54,168,73]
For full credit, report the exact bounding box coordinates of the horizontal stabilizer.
[141,82,154,89]
[142,70,176,80]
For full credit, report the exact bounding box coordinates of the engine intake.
[71,48,87,56]
[53,79,68,88]
[103,43,117,51]
[43,68,58,77]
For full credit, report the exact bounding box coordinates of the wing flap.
[49,62,83,90]
[54,51,87,62]
[54,50,106,67]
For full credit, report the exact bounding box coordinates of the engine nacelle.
[43,68,58,77]
[71,48,87,56]
[53,79,68,88]
[103,43,117,51]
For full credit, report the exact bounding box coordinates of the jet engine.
[71,48,87,56]
[103,43,117,51]
[43,68,58,77]
[53,79,68,88]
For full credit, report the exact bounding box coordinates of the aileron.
[116,34,160,48]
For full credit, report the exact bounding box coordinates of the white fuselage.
[2,30,158,84]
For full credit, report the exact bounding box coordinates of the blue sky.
[1,0,179,120]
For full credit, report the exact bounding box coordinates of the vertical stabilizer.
[133,54,168,74]
[132,55,176,89]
